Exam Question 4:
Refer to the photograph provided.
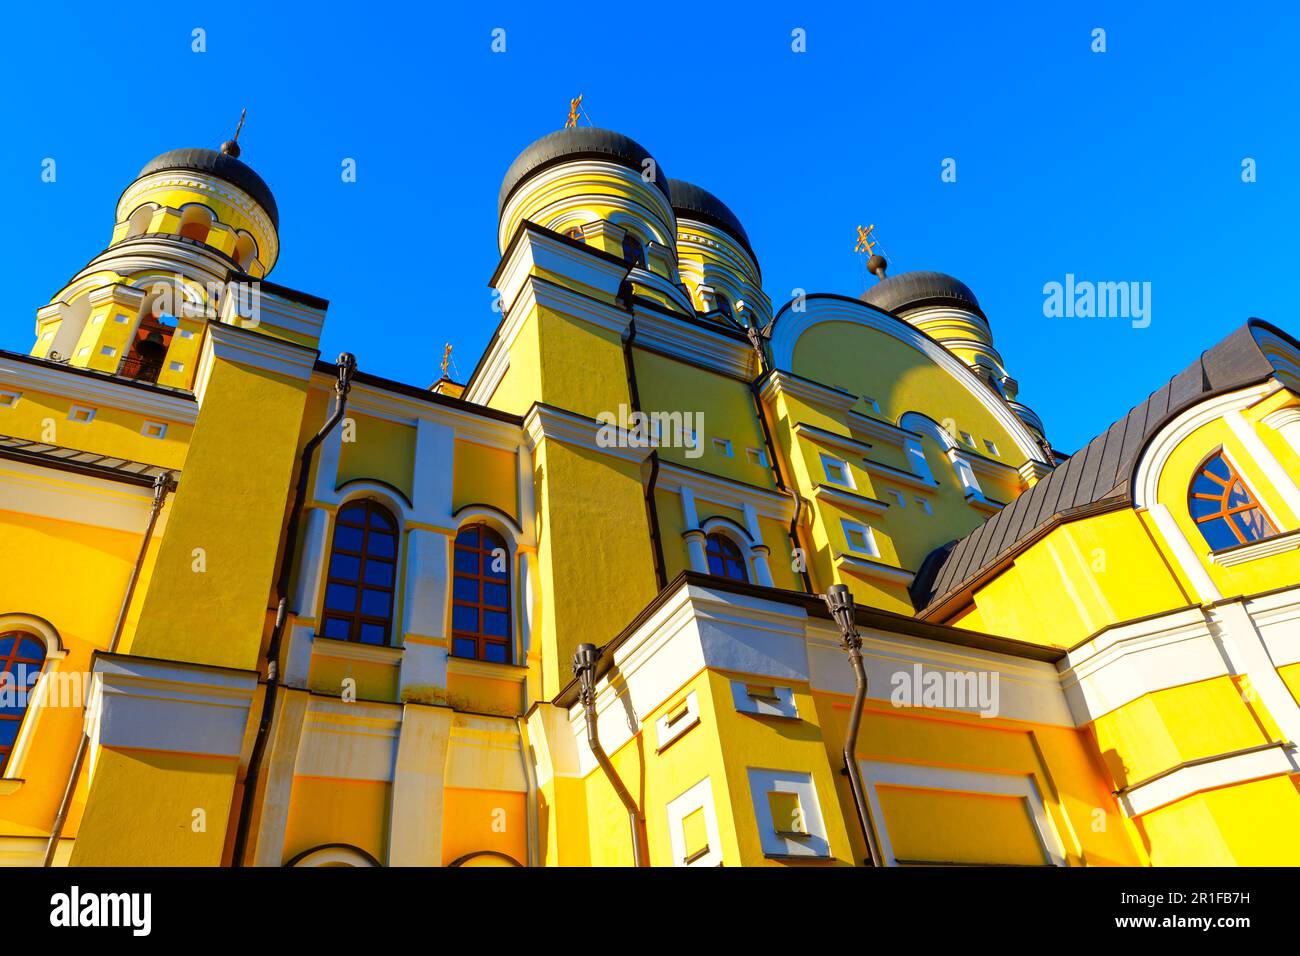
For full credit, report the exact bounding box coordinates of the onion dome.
[137,147,279,228]
[499,128,668,213]
[667,179,757,265]
[861,270,985,321]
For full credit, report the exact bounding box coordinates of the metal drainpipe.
[824,583,884,867]
[620,307,668,590]
[573,643,646,867]
[43,469,175,867]
[231,353,356,867]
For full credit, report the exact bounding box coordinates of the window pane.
[1199,517,1240,551]
[484,552,508,579]
[484,611,509,637]
[338,503,367,524]
[361,589,391,618]
[363,559,394,588]
[1227,482,1251,509]
[324,583,356,612]
[368,532,396,559]
[1203,455,1232,482]
[452,604,478,632]
[1233,508,1273,542]
[454,547,480,574]
[322,617,351,639]
[359,623,386,645]
[333,524,364,552]
[16,638,44,661]
[453,637,477,658]
[457,527,480,548]
[453,576,480,602]
[0,720,20,746]
[483,581,508,608]
[483,643,508,664]
[368,508,394,530]
[329,553,361,582]
[0,636,12,655]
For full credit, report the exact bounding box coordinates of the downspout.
[43,469,175,867]
[573,643,646,866]
[620,300,667,590]
[824,583,883,867]
[746,328,815,593]
[231,352,356,866]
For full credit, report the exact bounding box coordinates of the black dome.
[667,179,757,266]
[498,128,669,213]
[137,148,279,228]
[861,270,985,321]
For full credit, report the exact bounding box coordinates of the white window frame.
[820,453,854,489]
[840,518,879,557]
[68,405,96,423]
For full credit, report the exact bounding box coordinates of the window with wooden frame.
[451,523,512,663]
[1,631,47,775]
[1189,451,1279,551]
[704,532,749,583]
[320,500,398,645]
[621,232,645,268]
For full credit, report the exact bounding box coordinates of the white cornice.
[523,403,649,463]
[833,551,915,586]
[1117,743,1300,817]
[792,421,873,457]
[0,355,197,424]
[631,305,757,381]
[812,483,890,518]
[1132,382,1277,507]
[1210,528,1300,567]
[656,459,795,522]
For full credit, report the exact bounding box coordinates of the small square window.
[168,361,184,372]
[0,391,20,408]
[681,807,711,863]
[841,519,878,556]
[915,496,933,515]
[179,329,195,339]
[40,330,54,341]
[142,421,167,439]
[959,431,975,447]
[712,437,733,457]
[863,395,882,414]
[887,489,906,507]
[984,439,999,456]
[820,453,853,488]
[91,314,104,325]
[768,791,808,837]
[76,347,89,358]
[746,447,767,467]
[100,345,116,356]
[114,313,130,324]
[68,405,96,423]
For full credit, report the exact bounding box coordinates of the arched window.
[715,294,734,322]
[233,231,258,271]
[622,232,645,268]
[1,632,46,774]
[705,532,749,582]
[452,523,512,663]
[1189,451,1278,551]
[321,500,398,645]
[178,204,215,244]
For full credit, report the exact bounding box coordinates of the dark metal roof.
[498,128,669,213]
[138,148,279,228]
[861,270,986,322]
[913,319,1298,616]
[667,179,758,266]
[0,434,175,487]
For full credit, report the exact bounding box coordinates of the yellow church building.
[1,126,1298,868]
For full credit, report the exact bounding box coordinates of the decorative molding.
[0,355,197,424]
[1116,742,1300,817]
[1210,528,1300,566]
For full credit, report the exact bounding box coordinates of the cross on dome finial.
[221,108,247,158]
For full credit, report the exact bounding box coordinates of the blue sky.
[3,2,1297,452]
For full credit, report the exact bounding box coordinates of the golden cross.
[566,94,583,129]
[441,343,452,379]
[233,108,247,144]
[854,224,878,255]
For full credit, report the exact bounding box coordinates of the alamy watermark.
[1043,274,1151,328]
[889,664,1000,718]
[596,404,704,459]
